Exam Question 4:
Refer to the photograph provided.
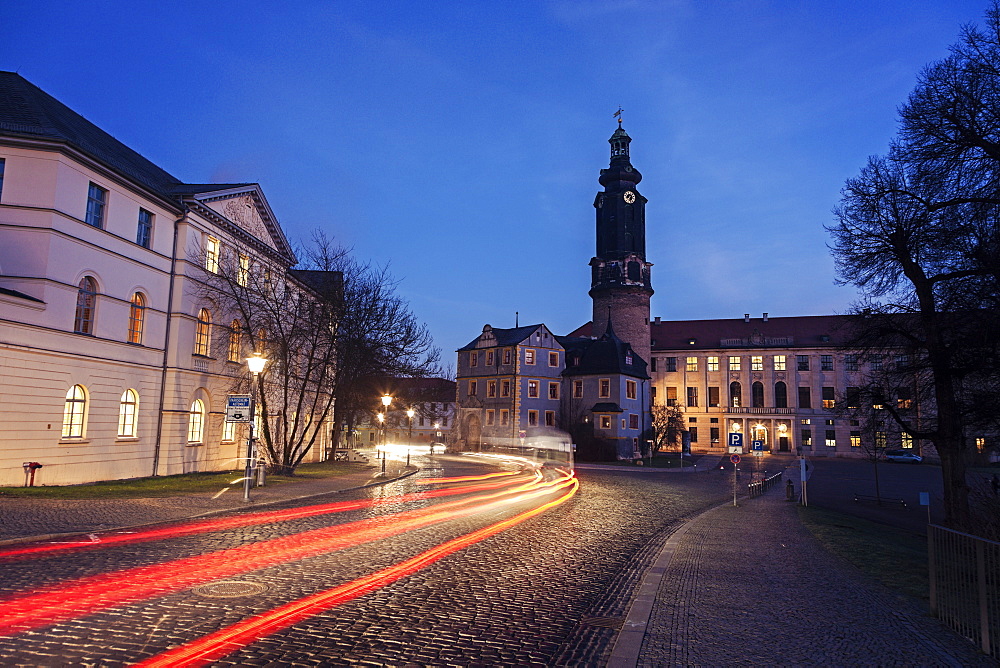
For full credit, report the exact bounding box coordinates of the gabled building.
[0,71,330,485]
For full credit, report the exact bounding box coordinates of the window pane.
[86,183,106,228]
[62,385,87,438]
[118,389,138,437]
[128,292,145,344]
[137,209,153,248]
[75,277,97,334]
[188,399,205,442]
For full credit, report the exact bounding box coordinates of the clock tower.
[589,119,653,366]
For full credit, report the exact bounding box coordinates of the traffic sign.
[752,440,763,451]
[730,454,741,464]
[728,432,743,453]
[225,395,251,423]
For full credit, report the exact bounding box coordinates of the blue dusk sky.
[3,1,990,366]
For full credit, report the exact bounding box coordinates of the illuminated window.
[194,308,211,356]
[573,380,583,398]
[62,384,87,438]
[730,381,742,408]
[875,431,887,449]
[897,389,912,409]
[825,430,837,447]
[525,349,536,365]
[205,237,220,273]
[822,387,836,409]
[548,382,560,400]
[228,321,242,362]
[729,356,741,371]
[773,355,786,371]
[626,379,637,400]
[238,254,250,287]
[118,389,138,437]
[127,292,145,344]
[801,429,812,447]
[528,380,539,398]
[222,419,237,442]
[901,432,914,449]
[188,399,205,443]
[528,410,538,426]
[74,277,97,334]
[850,431,861,448]
[751,356,763,371]
[549,351,559,367]
[85,183,107,228]
[976,437,986,453]
[600,415,611,429]
[137,208,153,248]
[707,356,719,371]
[686,356,698,372]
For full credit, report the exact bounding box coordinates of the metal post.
[733,464,738,507]
[243,374,257,502]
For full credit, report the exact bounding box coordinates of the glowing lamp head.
[376,412,385,423]
[246,352,268,375]
[406,408,415,419]
[381,394,393,407]
[731,422,741,431]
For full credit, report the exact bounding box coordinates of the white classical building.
[0,71,327,486]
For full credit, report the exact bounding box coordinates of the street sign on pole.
[752,440,763,451]
[728,432,743,453]
[730,454,741,464]
[225,395,251,423]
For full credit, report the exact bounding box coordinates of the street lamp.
[244,352,268,502]
[376,412,385,449]
[406,408,415,445]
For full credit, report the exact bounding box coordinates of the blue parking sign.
[728,433,743,448]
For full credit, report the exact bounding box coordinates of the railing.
[727,407,797,415]
[747,471,783,498]
[928,524,1000,658]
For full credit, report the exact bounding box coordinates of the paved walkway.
[611,461,994,667]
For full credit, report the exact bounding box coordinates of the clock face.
[623,191,636,204]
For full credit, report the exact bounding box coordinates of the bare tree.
[650,404,685,455]
[828,3,1000,528]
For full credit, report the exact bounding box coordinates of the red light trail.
[0,470,573,638]
[136,475,578,667]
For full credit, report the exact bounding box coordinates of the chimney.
[744,313,750,323]
[763,312,768,322]
[654,316,661,325]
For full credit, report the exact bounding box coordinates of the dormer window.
[625,352,633,365]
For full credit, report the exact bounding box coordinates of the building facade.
[0,72,329,486]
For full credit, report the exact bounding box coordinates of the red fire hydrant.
[22,462,43,487]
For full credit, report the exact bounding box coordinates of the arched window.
[752,381,764,408]
[228,320,242,362]
[188,398,205,443]
[729,381,742,408]
[118,389,139,437]
[194,308,211,356]
[774,381,788,408]
[128,292,146,344]
[62,384,87,438]
[74,277,97,334]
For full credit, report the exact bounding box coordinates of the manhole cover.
[193,580,269,598]
[580,616,624,630]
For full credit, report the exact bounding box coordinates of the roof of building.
[559,320,650,380]
[569,314,857,352]
[457,324,548,351]
[590,402,624,413]
[0,286,44,303]
[0,71,182,203]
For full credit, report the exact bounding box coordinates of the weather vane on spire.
[613,106,624,127]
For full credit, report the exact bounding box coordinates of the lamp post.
[406,408,415,466]
[244,352,268,502]
[380,394,393,445]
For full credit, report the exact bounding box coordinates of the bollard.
[786,478,795,501]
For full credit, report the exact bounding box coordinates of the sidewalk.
[609,461,993,667]
[0,464,413,545]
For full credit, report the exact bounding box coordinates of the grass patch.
[798,505,928,602]
[0,461,369,499]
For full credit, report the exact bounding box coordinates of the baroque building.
[0,72,331,485]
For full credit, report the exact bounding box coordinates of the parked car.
[883,449,922,463]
